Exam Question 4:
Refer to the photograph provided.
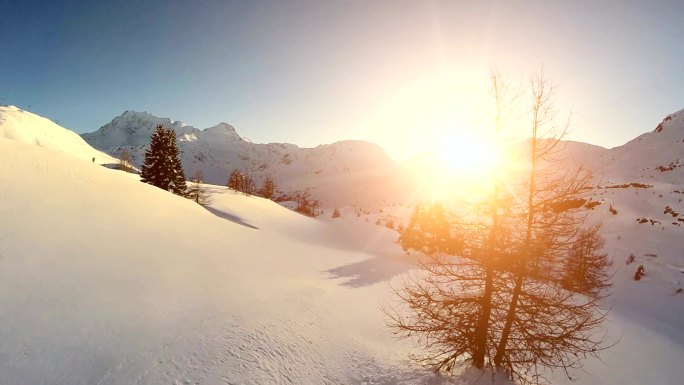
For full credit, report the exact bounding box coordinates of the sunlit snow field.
[0,106,683,384]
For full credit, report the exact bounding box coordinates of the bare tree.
[293,188,320,217]
[227,169,243,192]
[398,202,461,256]
[227,169,254,195]
[561,225,612,297]
[260,175,276,199]
[118,148,133,173]
[386,70,612,384]
[388,68,517,372]
[491,72,611,384]
[187,169,210,205]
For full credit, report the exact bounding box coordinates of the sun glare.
[413,131,505,202]
[435,132,500,176]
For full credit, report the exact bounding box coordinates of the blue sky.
[1,0,683,159]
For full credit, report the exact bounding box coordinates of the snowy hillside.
[0,130,436,384]
[591,108,684,183]
[553,110,684,295]
[0,105,117,164]
[1,106,682,384]
[82,111,415,209]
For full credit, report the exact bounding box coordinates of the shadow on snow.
[203,206,259,229]
[324,254,417,288]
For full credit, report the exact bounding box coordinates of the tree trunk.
[494,87,541,367]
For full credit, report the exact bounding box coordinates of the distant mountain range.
[79,108,684,209]
[81,110,416,209]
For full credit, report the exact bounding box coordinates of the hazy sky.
[2,0,683,159]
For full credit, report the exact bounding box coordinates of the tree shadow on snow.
[203,206,259,229]
[324,254,417,288]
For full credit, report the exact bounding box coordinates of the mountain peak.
[82,111,244,150]
[203,122,242,140]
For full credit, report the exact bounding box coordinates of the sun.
[434,132,501,176]
[411,131,505,202]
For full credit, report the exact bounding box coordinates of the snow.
[0,105,117,164]
[0,106,683,384]
[0,136,434,384]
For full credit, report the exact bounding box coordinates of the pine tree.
[140,124,187,196]
[166,130,187,196]
[140,125,171,189]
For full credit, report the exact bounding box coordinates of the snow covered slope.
[2,106,683,385]
[556,110,684,297]
[0,131,437,384]
[0,105,117,164]
[596,108,684,183]
[82,111,415,209]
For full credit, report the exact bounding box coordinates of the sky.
[1,0,683,160]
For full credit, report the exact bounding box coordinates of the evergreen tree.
[166,130,187,196]
[140,124,187,196]
[140,125,171,189]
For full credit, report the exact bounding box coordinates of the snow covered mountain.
[82,111,415,209]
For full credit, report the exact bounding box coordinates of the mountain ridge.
[81,110,414,209]
[79,108,684,208]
